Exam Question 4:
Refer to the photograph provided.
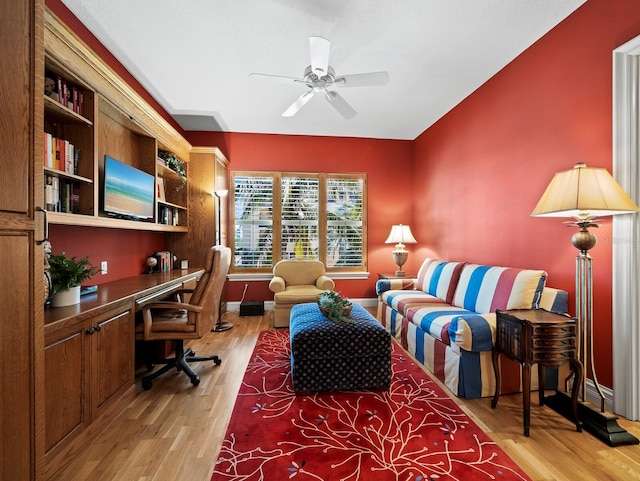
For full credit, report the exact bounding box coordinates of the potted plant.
[48,252,99,307]
[317,290,354,323]
[158,149,187,190]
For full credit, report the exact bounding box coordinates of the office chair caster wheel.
[142,378,152,390]
[190,375,200,386]
[145,363,155,371]
[214,357,222,366]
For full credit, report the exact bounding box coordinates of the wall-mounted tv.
[103,155,155,220]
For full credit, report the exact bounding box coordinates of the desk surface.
[44,268,204,327]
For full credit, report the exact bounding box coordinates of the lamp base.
[212,321,233,332]
[544,391,639,447]
[394,270,406,277]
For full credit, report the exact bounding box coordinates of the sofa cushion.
[273,285,326,305]
[405,304,474,345]
[380,290,445,316]
[452,264,547,314]
[415,259,466,304]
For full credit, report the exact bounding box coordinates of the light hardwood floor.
[49,310,640,481]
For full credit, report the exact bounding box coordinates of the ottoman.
[289,303,392,392]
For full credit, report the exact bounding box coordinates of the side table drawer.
[532,337,576,349]
[531,324,576,337]
[531,349,576,363]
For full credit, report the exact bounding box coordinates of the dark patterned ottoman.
[289,303,391,392]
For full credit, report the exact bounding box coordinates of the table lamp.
[385,224,417,277]
[531,162,639,446]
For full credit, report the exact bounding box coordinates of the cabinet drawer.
[532,337,576,349]
[531,349,576,363]
[531,324,575,337]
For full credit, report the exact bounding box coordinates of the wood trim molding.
[612,34,640,421]
[44,8,191,161]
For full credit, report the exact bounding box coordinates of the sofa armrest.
[448,313,496,353]
[269,276,286,293]
[315,275,335,290]
[375,278,416,296]
[539,287,569,314]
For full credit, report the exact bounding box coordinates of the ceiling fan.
[250,36,390,119]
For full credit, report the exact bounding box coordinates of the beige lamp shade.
[531,163,639,218]
[385,224,417,247]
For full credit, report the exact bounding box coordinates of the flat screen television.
[103,155,155,220]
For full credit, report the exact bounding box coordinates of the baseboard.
[226,297,378,312]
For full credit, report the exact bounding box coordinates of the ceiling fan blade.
[335,71,390,87]
[310,36,331,76]
[282,90,314,117]
[325,91,356,120]
[250,72,306,84]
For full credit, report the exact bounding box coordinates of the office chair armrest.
[167,288,195,302]
[140,301,204,338]
[143,301,203,313]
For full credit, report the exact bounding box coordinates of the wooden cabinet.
[43,9,191,233]
[90,307,134,417]
[44,304,134,461]
[0,1,45,479]
[171,147,229,268]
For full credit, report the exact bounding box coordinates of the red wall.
[46,0,640,388]
[187,132,414,302]
[412,0,640,388]
[47,225,166,284]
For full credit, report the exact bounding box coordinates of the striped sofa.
[376,258,568,399]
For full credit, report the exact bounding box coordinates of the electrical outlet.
[101,261,108,275]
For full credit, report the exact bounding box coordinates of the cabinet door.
[0,1,45,480]
[90,307,134,418]
[44,327,87,456]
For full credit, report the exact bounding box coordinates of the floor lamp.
[212,189,233,332]
[531,162,639,446]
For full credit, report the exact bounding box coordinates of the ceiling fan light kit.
[251,36,389,119]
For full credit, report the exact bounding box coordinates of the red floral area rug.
[211,329,531,481]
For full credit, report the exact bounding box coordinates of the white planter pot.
[51,285,81,307]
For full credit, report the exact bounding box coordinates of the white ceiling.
[60,0,585,141]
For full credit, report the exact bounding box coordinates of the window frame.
[230,170,367,274]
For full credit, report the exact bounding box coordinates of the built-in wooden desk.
[45,268,204,328]
[43,268,204,476]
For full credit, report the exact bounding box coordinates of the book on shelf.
[43,133,79,175]
[44,175,80,213]
[46,72,84,116]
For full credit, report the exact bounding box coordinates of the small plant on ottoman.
[317,290,353,323]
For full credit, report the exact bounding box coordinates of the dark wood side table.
[491,308,583,436]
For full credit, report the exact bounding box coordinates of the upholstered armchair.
[269,259,335,327]
[136,245,231,389]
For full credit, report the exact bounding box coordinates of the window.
[231,171,367,273]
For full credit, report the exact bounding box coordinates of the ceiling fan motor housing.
[304,65,336,91]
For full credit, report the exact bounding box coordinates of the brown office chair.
[136,245,231,390]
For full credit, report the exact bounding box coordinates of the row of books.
[151,250,173,272]
[45,74,85,116]
[45,175,80,214]
[43,132,80,174]
[158,205,180,226]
